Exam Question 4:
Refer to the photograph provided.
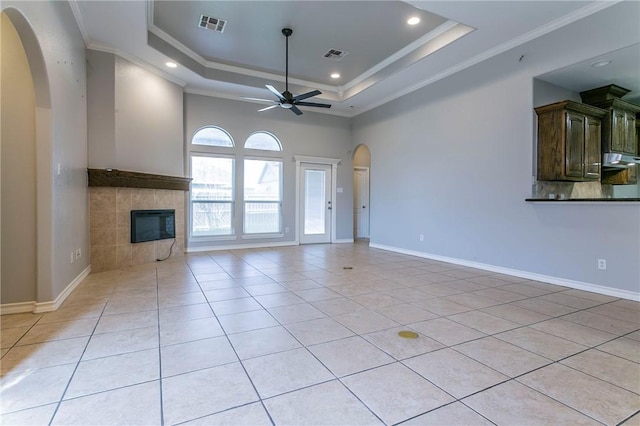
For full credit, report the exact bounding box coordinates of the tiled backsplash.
[89,187,185,272]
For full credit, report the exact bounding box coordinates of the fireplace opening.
[131,209,175,243]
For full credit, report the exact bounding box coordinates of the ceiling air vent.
[199,15,227,33]
[323,49,349,61]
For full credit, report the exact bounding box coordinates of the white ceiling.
[71,1,639,117]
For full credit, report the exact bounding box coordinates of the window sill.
[190,235,238,242]
[242,233,284,240]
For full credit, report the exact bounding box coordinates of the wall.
[184,94,353,247]
[352,2,640,296]
[2,1,89,306]
[87,52,184,177]
[1,13,37,304]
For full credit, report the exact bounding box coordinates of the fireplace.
[130,209,176,243]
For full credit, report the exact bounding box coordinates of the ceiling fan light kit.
[248,28,332,116]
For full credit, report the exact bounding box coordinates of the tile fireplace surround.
[89,173,187,272]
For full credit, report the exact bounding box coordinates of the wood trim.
[88,169,191,191]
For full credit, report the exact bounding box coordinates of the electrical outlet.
[70,252,74,263]
[285,227,289,233]
[419,234,424,242]
[75,249,81,260]
[597,259,607,270]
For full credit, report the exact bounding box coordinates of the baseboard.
[0,265,91,315]
[370,243,640,302]
[0,301,37,315]
[186,240,298,253]
[335,239,354,244]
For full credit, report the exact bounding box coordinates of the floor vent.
[323,49,348,61]
[199,15,227,33]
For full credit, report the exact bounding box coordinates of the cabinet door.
[584,117,601,180]
[611,109,626,152]
[624,112,637,154]
[565,112,585,178]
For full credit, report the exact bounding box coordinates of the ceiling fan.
[244,28,331,116]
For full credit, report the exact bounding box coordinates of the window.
[190,155,234,236]
[244,132,282,151]
[192,126,234,147]
[244,159,282,234]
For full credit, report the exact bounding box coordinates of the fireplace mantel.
[87,169,191,191]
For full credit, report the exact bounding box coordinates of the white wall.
[184,94,353,246]
[352,1,640,296]
[1,13,37,304]
[87,52,184,176]
[2,1,89,304]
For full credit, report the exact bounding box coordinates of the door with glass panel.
[300,163,332,244]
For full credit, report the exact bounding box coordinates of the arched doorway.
[1,8,52,310]
[352,144,371,240]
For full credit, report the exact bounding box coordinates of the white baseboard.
[0,301,37,315]
[335,239,355,244]
[0,266,91,315]
[370,243,640,302]
[186,240,298,253]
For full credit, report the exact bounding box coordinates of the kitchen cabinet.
[581,85,640,184]
[535,100,607,181]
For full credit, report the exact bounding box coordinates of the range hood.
[602,153,640,168]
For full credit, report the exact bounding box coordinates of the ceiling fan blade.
[292,90,321,102]
[242,97,277,103]
[290,105,303,115]
[265,85,285,101]
[295,101,332,108]
[258,104,279,112]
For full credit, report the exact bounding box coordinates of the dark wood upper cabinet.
[580,85,640,185]
[580,85,640,156]
[535,100,607,182]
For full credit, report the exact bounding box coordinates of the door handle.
[362,206,366,208]
[328,207,332,210]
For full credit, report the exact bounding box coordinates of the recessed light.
[591,60,611,68]
[165,62,178,68]
[330,73,340,79]
[407,16,420,26]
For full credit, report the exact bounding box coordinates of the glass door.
[300,163,332,244]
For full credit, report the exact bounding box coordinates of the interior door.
[353,167,370,239]
[300,163,332,244]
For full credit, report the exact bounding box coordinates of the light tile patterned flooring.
[1,243,639,425]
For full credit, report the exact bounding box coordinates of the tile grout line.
[46,302,108,425]
[186,254,277,426]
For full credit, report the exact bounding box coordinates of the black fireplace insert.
[130,209,175,243]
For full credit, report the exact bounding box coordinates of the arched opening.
[352,144,371,241]
[1,8,53,309]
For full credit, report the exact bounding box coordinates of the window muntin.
[244,132,282,151]
[244,159,282,234]
[192,126,234,147]
[190,155,235,236]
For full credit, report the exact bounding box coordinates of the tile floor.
[1,243,639,425]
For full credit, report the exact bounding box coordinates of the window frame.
[244,131,282,152]
[191,125,235,148]
[242,156,284,236]
[189,151,236,240]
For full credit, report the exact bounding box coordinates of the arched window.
[192,126,234,147]
[244,131,282,151]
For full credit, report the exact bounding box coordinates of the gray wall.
[87,52,184,176]
[184,94,353,247]
[2,0,89,302]
[1,12,37,303]
[352,2,640,294]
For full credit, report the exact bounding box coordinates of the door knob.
[362,206,366,208]
[328,207,332,210]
